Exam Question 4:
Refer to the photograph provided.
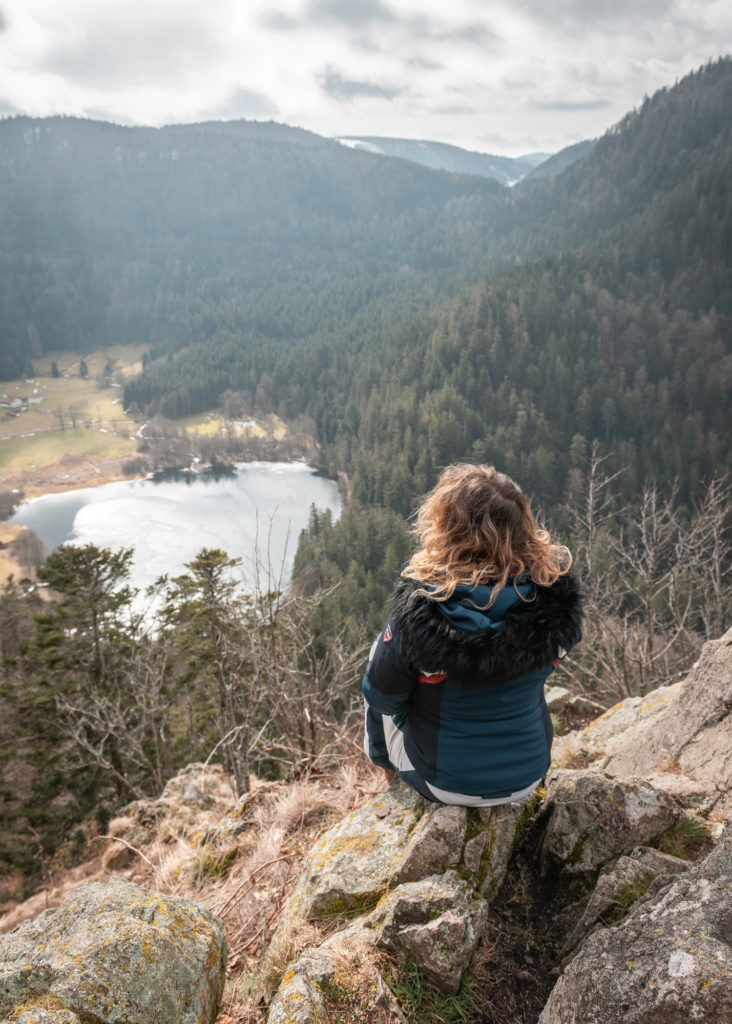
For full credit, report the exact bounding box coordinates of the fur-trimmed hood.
[390,572,583,686]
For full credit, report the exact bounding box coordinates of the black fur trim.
[390,573,583,686]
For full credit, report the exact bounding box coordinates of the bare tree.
[562,442,730,701]
[52,635,177,799]
[10,528,44,571]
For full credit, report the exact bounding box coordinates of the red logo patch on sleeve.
[383,624,392,642]
[418,672,447,684]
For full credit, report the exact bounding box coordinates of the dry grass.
[0,523,32,584]
[0,736,388,1023]
[91,749,388,1024]
[554,746,599,770]
[177,411,286,441]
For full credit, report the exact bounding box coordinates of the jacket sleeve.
[557,628,582,661]
[361,618,416,727]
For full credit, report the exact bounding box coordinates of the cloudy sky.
[0,0,730,156]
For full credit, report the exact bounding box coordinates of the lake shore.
[0,452,142,501]
[0,452,143,582]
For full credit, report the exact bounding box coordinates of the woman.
[363,463,582,806]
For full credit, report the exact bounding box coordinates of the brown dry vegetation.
[0,737,388,1024]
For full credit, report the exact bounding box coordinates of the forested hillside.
[126,56,731,439]
[0,116,506,383]
[124,59,732,515]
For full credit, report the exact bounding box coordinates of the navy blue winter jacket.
[362,572,583,797]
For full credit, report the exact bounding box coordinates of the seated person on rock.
[363,463,583,806]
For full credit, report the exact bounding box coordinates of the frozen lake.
[10,461,341,598]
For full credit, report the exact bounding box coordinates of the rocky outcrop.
[554,626,732,815]
[563,845,690,953]
[552,683,682,764]
[267,945,406,1024]
[540,770,685,875]
[281,782,527,926]
[0,877,227,1024]
[3,631,730,1024]
[265,633,732,1023]
[282,783,444,919]
[602,628,732,814]
[363,871,488,993]
[540,821,732,1023]
[545,685,606,732]
[266,781,530,1017]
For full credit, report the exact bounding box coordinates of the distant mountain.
[518,152,554,167]
[334,136,538,186]
[526,140,595,180]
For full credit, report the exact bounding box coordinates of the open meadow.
[0,346,148,501]
[0,428,135,473]
[1,345,147,434]
[178,410,285,440]
[0,345,292,503]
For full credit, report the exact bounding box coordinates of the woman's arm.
[361,619,416,724]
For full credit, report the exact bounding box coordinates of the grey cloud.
[0,96,19,115]
[514,0,673,28]
[431,103,476,115]
[450,23,500,46]
[262,11,298,30]
[204,86,278,120]
[266,3,498,49]
[406,56,444,71]
[43,21,220,87]
[0,8,6,32]
[319,66,401,101]
[263,0,396,31]
[389,14,499,46]
[532,98,611,111]
[306,0,398,27]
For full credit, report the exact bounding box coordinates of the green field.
[0,345,287,475]
[0,429,135,472]
[0,345,146,473]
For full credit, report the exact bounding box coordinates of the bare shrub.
[562,442,731,701]
[0,490,24,521]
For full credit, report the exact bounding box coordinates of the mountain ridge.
[333,134,543,185]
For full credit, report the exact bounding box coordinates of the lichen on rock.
[540,770,685,874]
[539,820,732,1023]
[280,782,462,922]
[0,876,227,1024]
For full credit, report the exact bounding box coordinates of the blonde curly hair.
[402,463,571,606]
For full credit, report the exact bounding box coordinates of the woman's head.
[402,463,571,603]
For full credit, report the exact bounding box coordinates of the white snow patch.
[334,138,385,155]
